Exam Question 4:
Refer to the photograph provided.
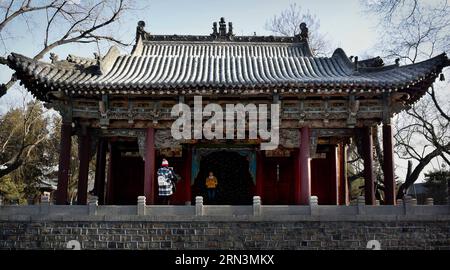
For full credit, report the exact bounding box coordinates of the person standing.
[205,171,218,202]
[157,159,176,205]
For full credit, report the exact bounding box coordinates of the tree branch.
[397,143,450,199]
[0,0,59,33]
[428,85,450,122]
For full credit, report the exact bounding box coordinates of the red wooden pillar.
[362,127,375,205]
[77,132,91,205]
[294,151,301,204]
[338,143,349,205]
[183,145,192,205]
[299,127,311,205]
[329,145,338,205]
[105,143,118,205]
[94,139,107,205]
[256,150,264,200]
[293,149,300,205]
[56,122,72,205]
[383,124,396,205]
[144,127,156,205]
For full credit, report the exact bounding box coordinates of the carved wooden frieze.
[70,95,386,131]
[346,95,359,128]
[265,148,292,157]
[279,128,300,148]
[155,129,182,150]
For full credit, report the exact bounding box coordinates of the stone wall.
[1,218,449,250]
[1,197,449,250]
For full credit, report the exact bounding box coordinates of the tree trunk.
[397,148,445,199]
[0,159,23,179]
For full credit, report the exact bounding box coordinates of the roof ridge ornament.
[300,22,308,39]
[294,22,308,42]
[211,17,234,40]
[50,53,59,64]
[136,20,150,42]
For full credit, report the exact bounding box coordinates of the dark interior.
[193,150,253,205]
[109,140,145,205]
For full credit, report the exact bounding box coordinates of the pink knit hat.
[162,159,169,167]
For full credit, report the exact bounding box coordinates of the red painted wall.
[262,156,296,205]
[311,148,339,205]
[258,146,340,205]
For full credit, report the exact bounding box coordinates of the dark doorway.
[193,150,253,205]
[108,140,145,205]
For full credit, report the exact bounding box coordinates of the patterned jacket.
[157,167,176,197]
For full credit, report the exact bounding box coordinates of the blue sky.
[0,0,380,109]
[143,0,377,54]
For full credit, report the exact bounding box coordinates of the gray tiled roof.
[7,36,449,100]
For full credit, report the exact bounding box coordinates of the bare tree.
[394,90,450,198]
[0,0,134,97]
[0,0,141,192]
[0,88,49,178]
[265,3,330,56]
[361,0,450,199]
[361,0,419,23]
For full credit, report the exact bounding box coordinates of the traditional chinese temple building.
[6,18,449,206]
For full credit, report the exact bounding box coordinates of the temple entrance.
[106,140,145,205]
[193,150,253,205]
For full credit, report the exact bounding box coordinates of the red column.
[329,145,338,205]
[183,145,192,205]
[256,150,264,200]
[56,122,72,205]
[383,124,396,205]
[294,149,300,204]
[338,144,349,205]
[94,139,107,205]
[144,127,156,205]
[362,127,375,205]
[77,132,91,205]
[105,143,115,205]
[299,127,311,205]
[289,147,300,204]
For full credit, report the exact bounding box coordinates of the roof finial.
[294,22,308,42]
[354,56,359,71]
[228,22,234,36]
[212,22,218,36]
[136,20,150,42]
[49,53,59,63]
[211,17,234,39]
[219,17,227,36]
[299,22,308,40]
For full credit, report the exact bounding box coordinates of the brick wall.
[1,220,449,250]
